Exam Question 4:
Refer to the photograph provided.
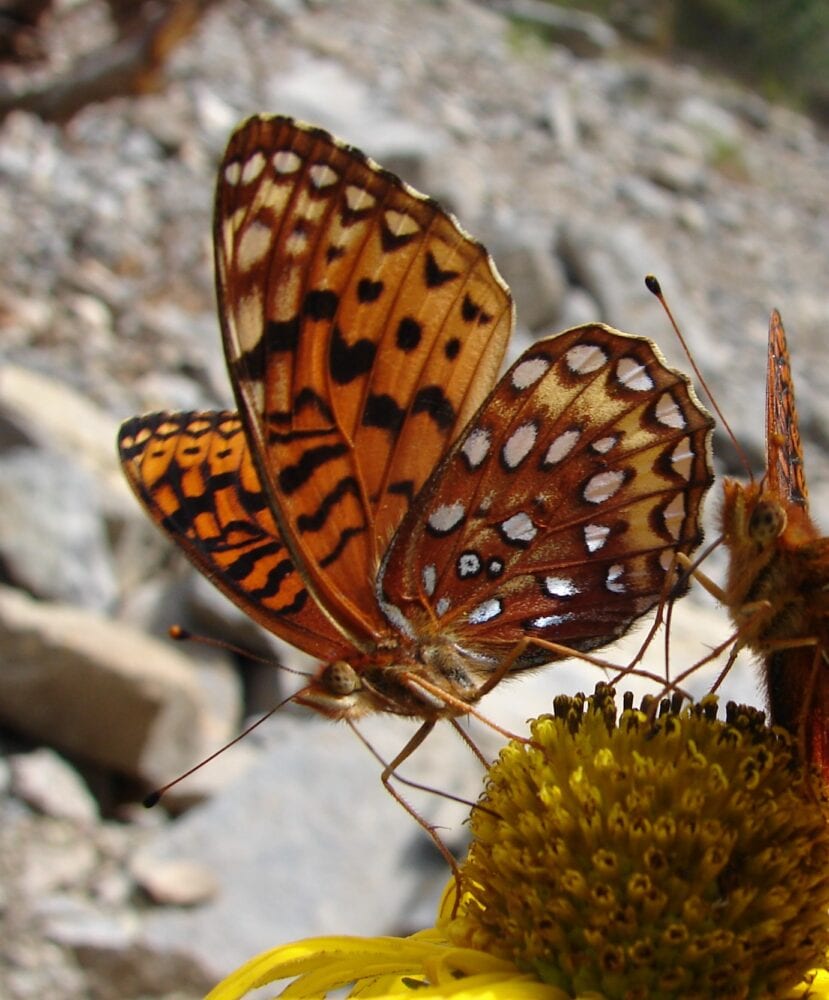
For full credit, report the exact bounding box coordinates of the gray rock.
[492,0,618,56]
[677,95,743,155]
[0,447,119,611]
[647,150,708,195]
[10,748,99,825]
[0,586,215,787]
[0,363,132,517]
[616,174,676,218]
[135,714,455,979]
[484,226,568,333]
[41,896,214,1000]
[131,857,219,907]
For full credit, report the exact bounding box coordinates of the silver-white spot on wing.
[241,152,266,184]
[428,501,466,535]
[583,470,626,505]
[462,428,491,469]
[543,429,580,466]
[511,356,550,390]
[565,343,608,375]
[499,512,537,546]
[616,357,654,392]
[273,150,302,174]
[468,598,503,624]
[606,564,626,593]
[502,422,538,470]
[584,523,610,553]
[544,576,579,598]
[655,392,685,429]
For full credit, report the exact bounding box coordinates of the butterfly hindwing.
[118,410,350,662]
[380,324,714,665]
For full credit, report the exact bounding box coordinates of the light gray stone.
[0,364,131,515]
[135,715,454,979]
[10,748,99,825]
[0,586,215,787]
[131,857,219,907]
[0,447,118,611]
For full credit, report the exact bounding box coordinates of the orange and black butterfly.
[720,310,829,779]
[119,115,714,765]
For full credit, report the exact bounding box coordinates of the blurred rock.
[0,447,119,610]
[0,586,214,787]
[10,748,99,825]
[134,715,449,978]
[0,363,131,514]
[484,226,568,333]
[131,856,218,907]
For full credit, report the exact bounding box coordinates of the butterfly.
[720,309,829,780]
[119,115,714,768]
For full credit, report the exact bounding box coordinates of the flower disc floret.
[446,686,829,999]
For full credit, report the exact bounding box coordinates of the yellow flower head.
[447,686,829,998]
[208,687,829,999]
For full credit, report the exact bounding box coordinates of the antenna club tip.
[645,274,662,296]
[143,790,163,808]
[169,625,190,640]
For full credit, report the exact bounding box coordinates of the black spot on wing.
[396,317,422,352]
[278,442,349,494]
[380,221,420,253]
[295,476,360,534]
[319,525,365,568]
[387,479,415,506]
[363,393,405,434]
[444,338,461,360]
[330,324,377,385]
[293,387,335,423]
[357,278,384,303]
[412,386,455,432]
[461,294,481,323]
[303,289,339,320]
[424,251,460,288]
[266,316,301,353]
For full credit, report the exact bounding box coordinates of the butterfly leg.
[676,551,728,604]
[400,673,525,742]
[346,718,482,809]
[514,636,691,695]
[347,718,463,885]
[448,717,490,768]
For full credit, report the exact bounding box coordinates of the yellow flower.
[207,687,829,999]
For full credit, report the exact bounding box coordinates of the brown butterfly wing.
[766,308,809,508]
[379,325,714,668]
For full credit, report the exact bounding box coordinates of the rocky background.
[1,1,828,997]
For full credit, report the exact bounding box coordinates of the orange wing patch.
[119,410,349,663]
[214,117,513,645]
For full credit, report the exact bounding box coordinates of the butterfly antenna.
[168,625,311,679]
[645,275,752,479]
[143,691,298,807]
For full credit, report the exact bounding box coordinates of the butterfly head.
[721,478,787,557]
[292,639,486,720]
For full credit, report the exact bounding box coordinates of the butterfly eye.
[321,661,360,696]
[748,499,786,547]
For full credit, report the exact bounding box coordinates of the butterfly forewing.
[118,411,350,662]
[766,308,809,508]
[215,116,513,647]
[380,325,714,664]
